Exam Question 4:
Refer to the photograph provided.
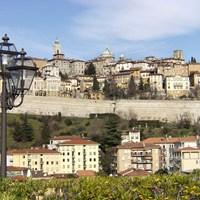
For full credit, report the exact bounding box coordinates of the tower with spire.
[53,39,64,59]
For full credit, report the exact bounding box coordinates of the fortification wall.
[9,96,200,122]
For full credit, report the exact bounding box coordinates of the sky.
[0,0,200,62]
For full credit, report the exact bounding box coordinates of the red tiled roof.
[7,166,28,171]
[51,135,82,140]
[76,170,96,177]
[8,148,60,155]
[57,136,98,145]
[143,136,198,144]
[119,168,150,177]
[10,175,27,181]
[118,142,160,150]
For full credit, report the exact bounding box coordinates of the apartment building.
[49,136,99,173]
[117,142,162,174]
[143,136,199,170]
[174,147,200,172]
[7,148,62,175]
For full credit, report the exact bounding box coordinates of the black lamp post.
[0,34,37,177]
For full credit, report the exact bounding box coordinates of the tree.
[103,80,110,98]
[59,72,68,81]
[92,75,100,91]
[101,115,121,151]
[177,112,192,129]
[139,78,144,91]
[12,114,34,142]
[127,76,136,98]
[191,56,197,63]
[40,116,51,144]
[85,63,96,75]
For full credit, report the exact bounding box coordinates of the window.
[78,152,81,156]
[89,158,92,162]
[35,161,37,165]
[63,153,65,156]
[46,161,49,165]
[56,161,59,165]
[51,161,54,165]
[63,159,65,162]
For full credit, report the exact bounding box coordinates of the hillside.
[4,113,197,149]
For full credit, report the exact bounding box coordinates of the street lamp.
[0,34,37,177]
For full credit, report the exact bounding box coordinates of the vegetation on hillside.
[1,173,200,199]
[6,112,199,149]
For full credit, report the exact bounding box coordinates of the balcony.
[131,159,152,164]
[131,152,152,157]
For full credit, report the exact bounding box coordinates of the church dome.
[101,48,112,58]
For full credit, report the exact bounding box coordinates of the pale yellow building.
[117,142,162,174]
[188,63,200,75]
[49,136,99,174]
[165,76,190,98]
[157,64,188,78]
[149,74,163,92]
[7,148,62,175]
[174,147,200,172]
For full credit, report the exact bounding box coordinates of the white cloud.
[71,0,200,42]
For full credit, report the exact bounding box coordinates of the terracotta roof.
[143,136,198,144]
[10,175,27,181]
[7,166,28,171]
[76,170,96,177]
[51,135,81,140]
[118,142,160,150]
[60,138,98,145]
[119,168,150,177]
[8,148,60,155]
[52,136,98,145]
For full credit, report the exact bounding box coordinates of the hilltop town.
[25,39,200,100]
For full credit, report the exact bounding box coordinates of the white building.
[41,64,60,78]
[121,128,140,144]
[115,59,133,73]
[165,76,190,98]
[30,76,61,96]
